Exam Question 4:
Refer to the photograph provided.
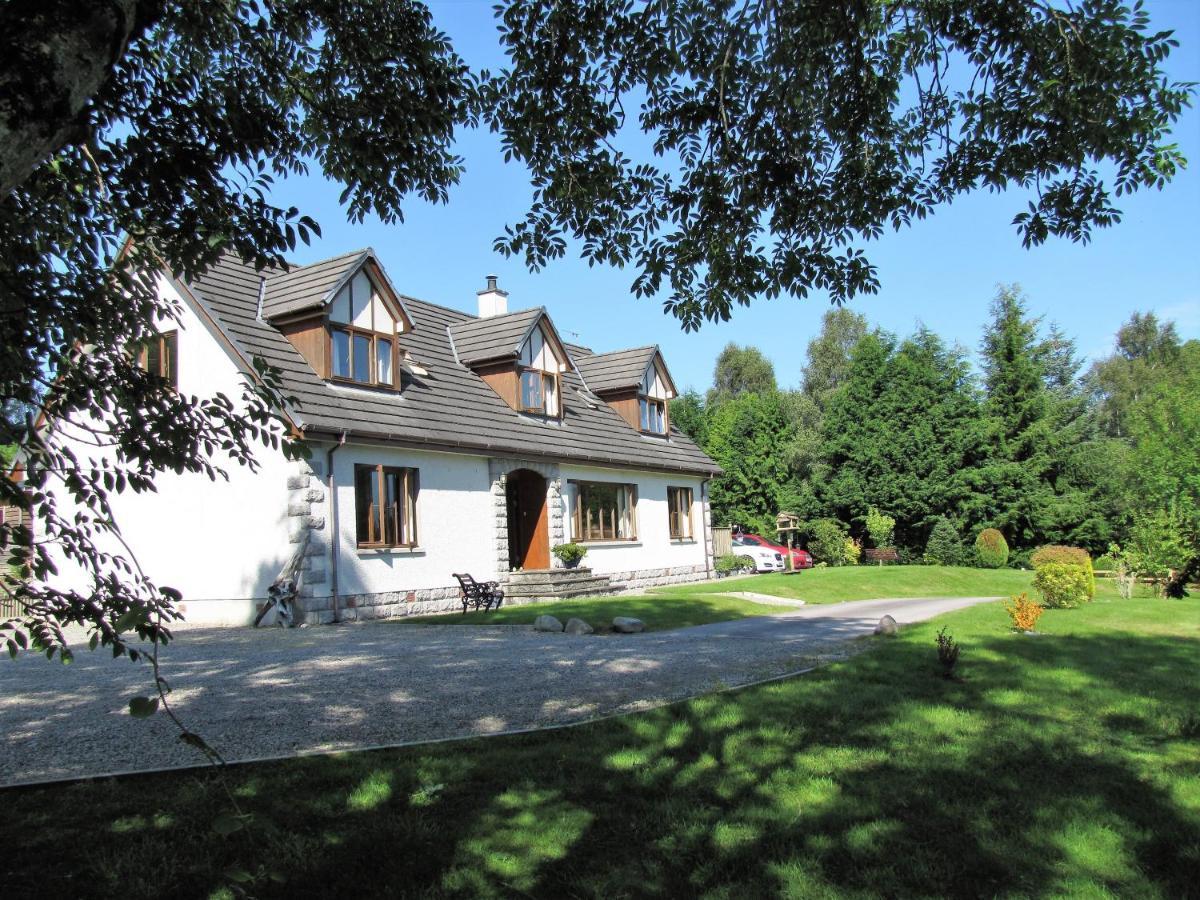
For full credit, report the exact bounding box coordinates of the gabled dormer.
[574,345,678,436]
[448,282,574,419]
[265,249,415,391]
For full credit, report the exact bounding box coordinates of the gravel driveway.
[0,596,997,786]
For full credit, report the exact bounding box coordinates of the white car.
[732,540,785,573]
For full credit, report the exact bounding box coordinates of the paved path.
[0,596,997,786]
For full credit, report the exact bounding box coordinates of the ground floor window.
[354,464,418,548]
[667,486,693,539]
[572,480,637,541]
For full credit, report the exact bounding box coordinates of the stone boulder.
[874,614,899,636]
[564,618,594,635]
[533,614,564,633]
[611,616,645,634]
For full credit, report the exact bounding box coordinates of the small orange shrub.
[1004,592,1044,632]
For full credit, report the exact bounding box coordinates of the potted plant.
[552,542,588,569]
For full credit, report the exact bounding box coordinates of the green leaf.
[212,811,245,836]
[128,696,159,718]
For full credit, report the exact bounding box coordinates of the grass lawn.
[392,591,785,631]
[684,564,1038,604]
[3,593,1197,898]
[396,565,1038,631]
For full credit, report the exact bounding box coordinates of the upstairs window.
[133,331,178,389]
[667,486,694,539]
[572,480,637,542]
[354,464,418,548]
[639,363,669,435]
[329,268,399,388]
[517,324,561,417]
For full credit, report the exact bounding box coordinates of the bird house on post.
[775,512,801,571]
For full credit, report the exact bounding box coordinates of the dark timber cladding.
[185,252,719,476]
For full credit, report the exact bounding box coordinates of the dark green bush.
[716,554,755,575]
[923,517,966,566]
[806,518,849,566]
[974,528,1009,568]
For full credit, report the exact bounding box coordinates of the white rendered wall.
[330,444,496,595]
[47,275,295,626]
[558,464,708,575]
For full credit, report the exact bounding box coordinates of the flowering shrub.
[1003,592,1044,632]
[1034,562,1093,609]
[974,528,1009,568]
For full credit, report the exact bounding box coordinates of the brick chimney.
[476,274,509,318]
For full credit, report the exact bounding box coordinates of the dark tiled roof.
[262,249,365,319]
[184,252,719,476]
[574,345,659,394]
[447,307,545,365]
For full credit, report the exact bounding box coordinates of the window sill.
[356,546,425,556]
[670,538,697,544]
[578,540,641,548]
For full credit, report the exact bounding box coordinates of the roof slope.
[574,345,659,394]
[185,253,719,476]
[262,249,365,320]
[448,307,545,366]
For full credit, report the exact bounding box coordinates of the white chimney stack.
[476,274,509,318]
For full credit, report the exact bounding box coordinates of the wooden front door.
[506,470,550,570]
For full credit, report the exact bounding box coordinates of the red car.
[735,533,813,570]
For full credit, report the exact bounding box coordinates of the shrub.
[551,543,588,566]
[1031,545,1092,570]
[1003,592,1044,632]
[1007,549,1033,570]
[1033,562,1093,609]
[1094,551,1119,572]
[1031,545,1095,599]
[974,528,1009,568]
[923,517,965,566]
[716,554,755,575]
[844,536,862,566]
[806,518,848,566]
[936,627,960,678]
[864,507,896,549]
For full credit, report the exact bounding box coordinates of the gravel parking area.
[0,596,997,786]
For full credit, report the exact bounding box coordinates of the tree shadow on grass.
[3,627,1198,898]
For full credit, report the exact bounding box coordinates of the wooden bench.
[452,573,505,614]
[863,548,900,565]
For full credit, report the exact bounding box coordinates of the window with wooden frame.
[638,362,669,435]
[132,331,178,389]
[571,480,637,542]
[667,486,694,539]
[354,464,418,548]
[517,323,561,417]
[328,267,399,388]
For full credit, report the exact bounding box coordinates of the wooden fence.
[711,526,732,558]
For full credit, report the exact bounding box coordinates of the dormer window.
[518,324,561,416]
[328,268,399,389]
[638,362,670,435]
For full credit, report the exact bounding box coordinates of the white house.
[47,248,721,626]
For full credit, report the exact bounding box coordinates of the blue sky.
[278,0,1200,392]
